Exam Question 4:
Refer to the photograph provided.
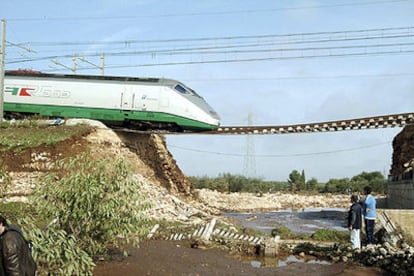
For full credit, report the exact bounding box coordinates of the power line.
[5,0,408,22]
[12,26,414,47]
[8,38,414,65]
[5,25,414,69]
[168,141,392,158]
[40,48,414,71]
[181,72,414,82]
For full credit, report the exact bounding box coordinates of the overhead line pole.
[0,19,6,123]
[78,53,105,75]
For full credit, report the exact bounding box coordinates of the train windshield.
[174,84,202,98]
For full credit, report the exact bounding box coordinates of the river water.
[225,208,348,235]
[225,208,348,268]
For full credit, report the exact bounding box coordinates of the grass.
[311,228,349,242]
[0,202,35,223]
[0,124,92,153]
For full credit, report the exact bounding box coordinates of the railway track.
[113,112,414,135]
[206,112,414,135]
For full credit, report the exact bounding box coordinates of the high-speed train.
[3,70,220,131]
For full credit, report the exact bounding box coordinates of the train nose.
[210,110,220,120]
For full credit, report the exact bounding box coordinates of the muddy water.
[225,208,348,235]
[94,209,390,275]
[225,208,347,269]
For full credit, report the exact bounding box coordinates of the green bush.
[29,153,151,274]
[21,219,95,275]
[271,226,294,239]
[311,229,349,242]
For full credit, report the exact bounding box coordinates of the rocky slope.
[390,124,414,177]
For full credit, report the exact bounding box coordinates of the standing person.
[362,186,376,245]
[0,215,37,276]
[348,194,362,249]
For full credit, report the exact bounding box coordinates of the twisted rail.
[202,112,414,135]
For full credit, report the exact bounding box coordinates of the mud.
[93,240,389,276]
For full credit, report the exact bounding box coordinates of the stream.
[225,208,348,235]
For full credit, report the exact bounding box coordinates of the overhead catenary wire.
[4,0,408,21]
[168,141,392,158]
[39,48,414,71]
[10,26,414,47]
[7,38,414,65]
[5,25,414,70]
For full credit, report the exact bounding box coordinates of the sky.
[1,0,413,182]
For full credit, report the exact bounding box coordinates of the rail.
[201,112,414,135]
[111,112,414,135]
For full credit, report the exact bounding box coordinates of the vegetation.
[0,118,39,129]
[323,171,387,194]
[271,226,348,243]
[0,160,12,198]
[190,170,387,194]
[23,153,152,274]
[271,226,295,239]
[189,173,290,193]
[0,124,92,153]
[1,151,152,274]
[311,229,349,242]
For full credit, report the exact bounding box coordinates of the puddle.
[239,254,332,268]
[225,208,347,235]
[277,255,331,267]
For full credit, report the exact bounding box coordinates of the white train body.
[4,71,220,131]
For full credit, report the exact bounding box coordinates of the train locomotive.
[3,70,220,131]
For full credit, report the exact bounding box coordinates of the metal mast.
[0,19,6,123]
[243,112,256,178]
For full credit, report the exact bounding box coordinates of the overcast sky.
[1,0,413,182]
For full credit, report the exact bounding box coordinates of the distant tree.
[351,171,384,182]
[220,173,245,192]
[288,170,304,192]
[350,171,387,194]
[306,178,318,191]
[324,178,350,193]
[211,178,229,192]
[301,170,306,190]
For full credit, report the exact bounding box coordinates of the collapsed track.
[114,112,414,135]
[206,112,414,135]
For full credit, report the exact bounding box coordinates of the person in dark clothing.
[348,194,362,249]
[0,215,37,276]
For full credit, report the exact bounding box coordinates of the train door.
[120,88,135,110]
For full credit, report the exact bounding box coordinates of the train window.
[174,84,189,94]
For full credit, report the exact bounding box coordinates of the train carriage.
[3,70,220,131]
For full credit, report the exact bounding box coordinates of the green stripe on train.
[4,103,217,130]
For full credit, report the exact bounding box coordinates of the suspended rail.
[197,112,414,135]
[111,112,414,135]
